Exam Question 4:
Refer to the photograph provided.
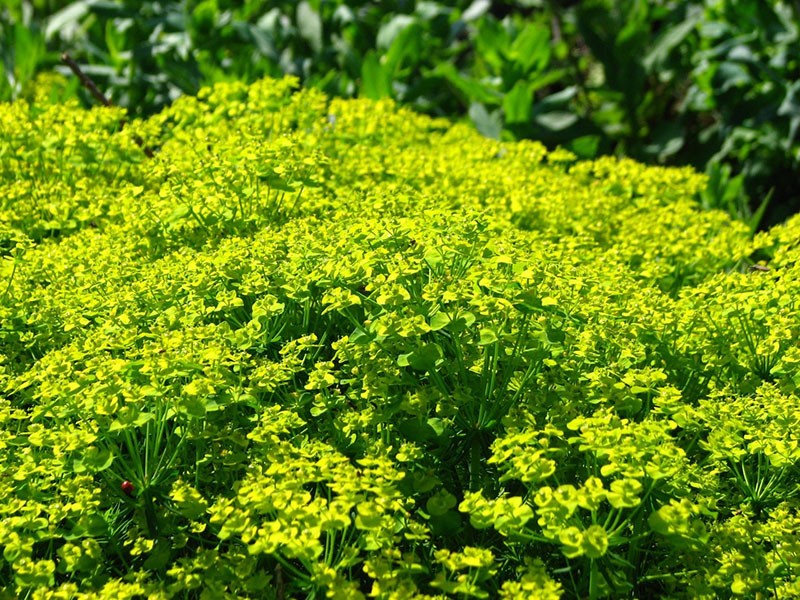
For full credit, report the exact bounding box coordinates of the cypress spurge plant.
[1,76,799,598]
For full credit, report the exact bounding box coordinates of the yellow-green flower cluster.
[1,76,799,598]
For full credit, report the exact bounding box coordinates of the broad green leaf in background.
[44,0,95,41]
[383,20,423,80]
[567,135,602,158]
[12,22,46,90]
[503,80,532,124]
[434,62,502,107]
[297,1,323,54]
[475,16,510,72]
[376,14,415,50]
[643,7,702,71]
[469,102,503,139]
[360,50,391,100]
[0,65,10,98]
[508,22,551,74]
[535,110,579,132]
[461,0,491,23]
[105,19,127,68]
[713,61,753,93]
[643,122,685,162]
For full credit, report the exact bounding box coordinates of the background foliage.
[1,0,799,228]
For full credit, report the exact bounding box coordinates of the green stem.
[480,342,499,427]
[272,553,310,584]
[143,494,159,538]
[469,441,482,492]
[589,558,598,600]
[1,256,18,301]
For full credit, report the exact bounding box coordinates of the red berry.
[121,481,135,496]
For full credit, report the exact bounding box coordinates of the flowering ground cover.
[1,77,799,598]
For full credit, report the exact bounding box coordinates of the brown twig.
[60,52,154,157]
[275,563,285,600]
[61,52,112,107]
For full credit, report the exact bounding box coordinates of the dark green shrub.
[1,1,798,221]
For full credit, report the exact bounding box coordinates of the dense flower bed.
[1,78,799,598]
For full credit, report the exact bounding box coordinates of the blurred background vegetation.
[2,0,799,230]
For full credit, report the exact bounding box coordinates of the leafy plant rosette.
[1,76,800,598]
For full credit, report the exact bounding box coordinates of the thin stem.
[61,53,111,106]
[1,256,19,301]
[60,53,154,157]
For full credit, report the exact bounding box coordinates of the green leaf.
[74,447,114,473]
[12,23,46,86]
[296,1,323,54]
[178,396,208,419]
[143,538,172,571]
[747,188,772,235]
[376,14,415,50]
[166,205,191,224]
[475,16,510,71]
[259,170,299,192]
[503,81,532,124]
[398,419,441,444]
[644,122,685,161]
[426,417,446,436]
[383,21,423,78]
[648,508,674,537]
[72,513,108,538]
[360,51,392,100]
[412,471,441,493]
[430,510,463,537]
[461,0,491,22]
[713,61,752,92]
[643,7,701,71]
[527,68,569,96]
[508,22,550,74]
[567,135,601,158]
[105,19,126,67]
[469,102,503,139]
[398,343,443,371]
[133,412,156,427]
[778,80,800,118]
[45,1,93,41]
[350,327,374,345]
[536,85,578,110]
[534,111,579,132]
[478,327,498,345]
[426,489,457,516]
[433,62,503,106]
[450,311,476,332]
[423,248,443,269]
[429,312,451,331]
